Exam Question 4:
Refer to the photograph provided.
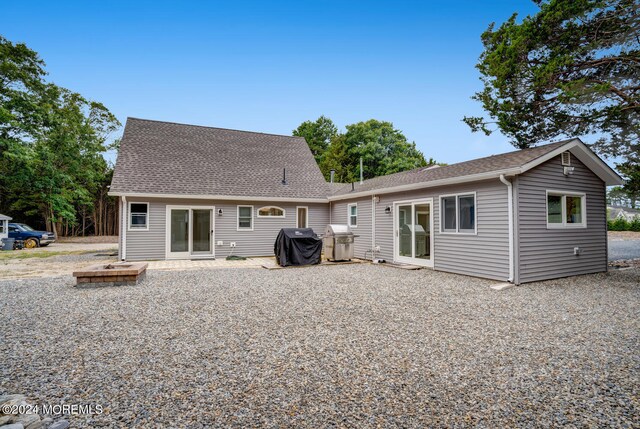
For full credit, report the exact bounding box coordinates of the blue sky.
[1,0,543,165]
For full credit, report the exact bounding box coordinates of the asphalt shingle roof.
[110,118,330,199]
[110,119,582,201]
[329,139,574,196]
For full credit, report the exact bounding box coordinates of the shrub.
[608,217,629,231]
[630,217,640,232]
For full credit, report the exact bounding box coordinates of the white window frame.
[546,190,587,229]
[256,206,286,218]
[296,206,308,228]
[0,220,5,234]
[237,205,254,231]
[439,192,477,235]
[128,202,149,231]
[347,203,358,228]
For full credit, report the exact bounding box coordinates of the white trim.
[256,206,286,218]
[165,205,215,260]
[393,198,434,268]
[237,205,254,231]
[438,192,477,235]
[545,190,587,229]
[108,191,328,203]
[128,201,149,231]
[121,196,127,261]
[296,206,309,228]
[499,175,514,283]
[347,203,358,228]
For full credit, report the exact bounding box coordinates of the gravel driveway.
[1,266,638,427]
[609,234,640,261]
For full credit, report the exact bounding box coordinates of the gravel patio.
[1,265,638,427]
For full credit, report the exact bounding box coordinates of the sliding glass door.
[394,199,433,267]
[166,206,214,259]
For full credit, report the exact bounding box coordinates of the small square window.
[129,203,148,230]
[440,193,476,234]
[547,191,586,228]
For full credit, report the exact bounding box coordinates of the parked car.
[8,223,56,248]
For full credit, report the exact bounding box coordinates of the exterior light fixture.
[563,166,575,176]
[385,206,391,214]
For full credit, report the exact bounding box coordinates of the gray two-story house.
[109,118,623,284]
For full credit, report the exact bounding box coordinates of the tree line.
[293,116,436,183]
[0,35,120,237]
[465,0,639,204]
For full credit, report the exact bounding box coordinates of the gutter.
[329,168,522,201]
[499,175,514,283]
[121,196,127,261]
[108,192,328,204]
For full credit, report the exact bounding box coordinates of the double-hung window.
[440,193,476,234]
[546,191,586,228]
[348,203,357,227]
[129,202,149,230]
[237,205,254,231]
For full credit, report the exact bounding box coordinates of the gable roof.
[109,118,330,202]
[329,138,623,200]
[109,119,622,203]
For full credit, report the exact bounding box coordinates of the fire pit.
[73,262,148,287]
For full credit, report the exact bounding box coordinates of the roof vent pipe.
[360,157,364,185]
[282,168,287,185]
[330,170,335,183]
[351,182,354,191]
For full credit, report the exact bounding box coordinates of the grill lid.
[325,224,353,236]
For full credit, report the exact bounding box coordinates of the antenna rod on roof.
[282,168,287,185]
[360,157,364,185]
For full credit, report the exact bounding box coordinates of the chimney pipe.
[360,157,364,185]
[282,168,287,185]
[330,170,335,183]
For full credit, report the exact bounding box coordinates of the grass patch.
[0,250,95,260]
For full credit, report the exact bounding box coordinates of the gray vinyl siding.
[367,179,510,280]
[123,198,329,261]
[309,180,512,279]
[516,154,607,283]
[330,196,373,259]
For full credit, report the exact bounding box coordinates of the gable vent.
[561,151,571,166]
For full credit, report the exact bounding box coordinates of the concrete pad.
[491,282,514,291]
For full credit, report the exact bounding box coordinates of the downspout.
[121,196,127,261]
[499,175,514,283]
[371,195,376,258]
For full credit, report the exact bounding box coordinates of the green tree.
[463,0,639,162]
[292,115,338,163]
[1,35,120,236]
[607,186,630,206]
[617,162,640,208]
[344,120,429,181]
